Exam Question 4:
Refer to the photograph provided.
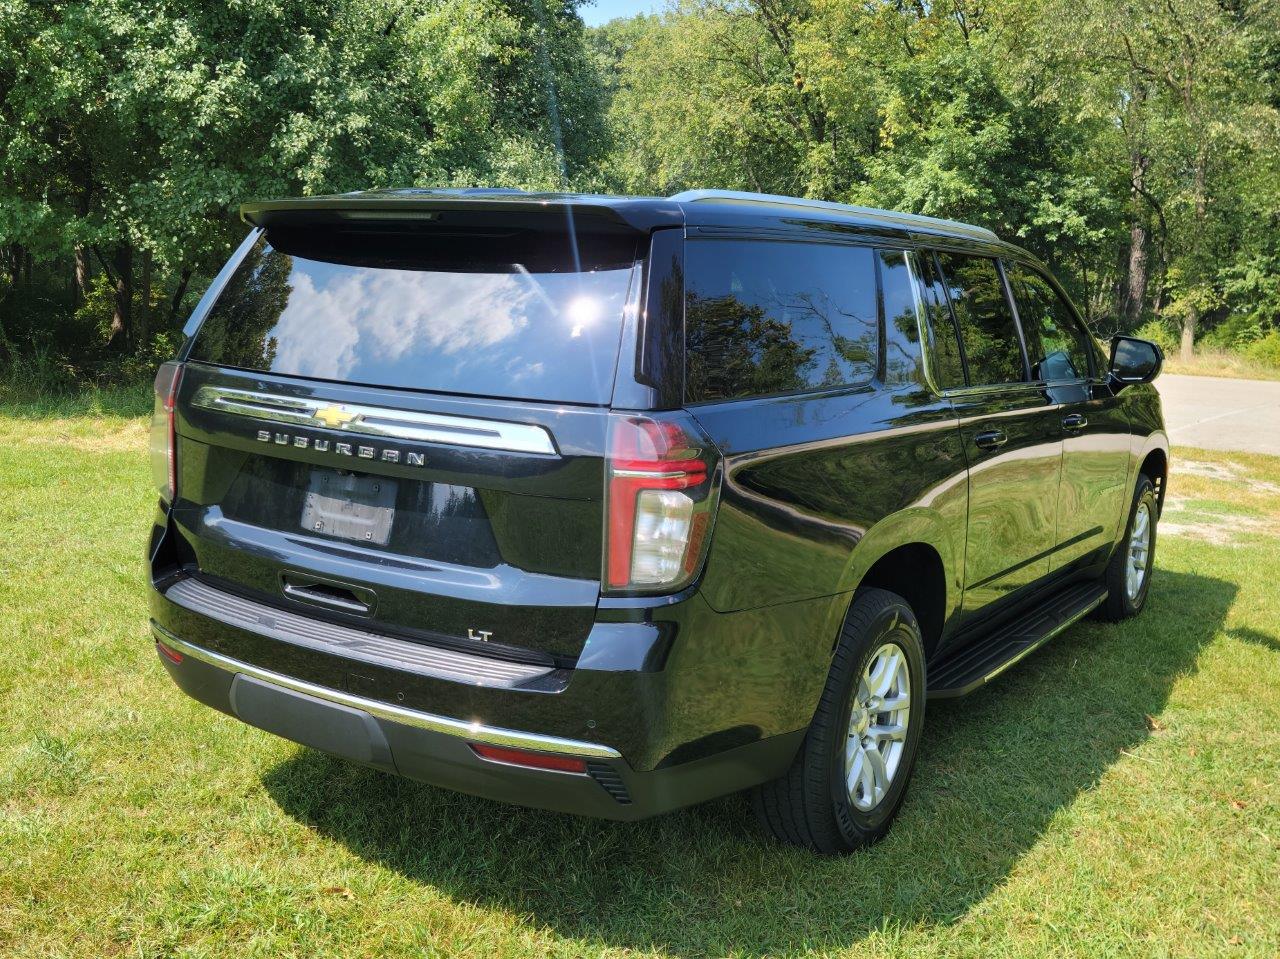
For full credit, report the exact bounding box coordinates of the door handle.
[1062,413,1088,431]
[974,429,1008,450]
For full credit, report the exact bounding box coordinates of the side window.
[879,249,923,386]
[1009,263,1094,381]
[684,240,879,402]
[917,251,966,389]
[934,251,1026,387]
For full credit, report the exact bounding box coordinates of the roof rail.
[668,189,999,242]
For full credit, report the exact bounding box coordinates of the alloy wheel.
[845,642,911,812]
[1126,500,1152,601]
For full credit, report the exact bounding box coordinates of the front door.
[1007,261,1131,571]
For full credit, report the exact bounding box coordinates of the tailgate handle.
[280,573,375,616]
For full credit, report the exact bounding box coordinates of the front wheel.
[751,588,926,854]
[1099,474,1159,621]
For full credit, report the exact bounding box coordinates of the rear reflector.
[469,743,588,774]
[156,639,184,664]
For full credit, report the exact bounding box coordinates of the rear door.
[1008,261,1130,570]
[919,250,1064,617]
[170,216,646,664]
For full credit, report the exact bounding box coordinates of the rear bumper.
[154,622,803,820]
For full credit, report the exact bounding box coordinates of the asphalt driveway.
[1157,373,1280,455]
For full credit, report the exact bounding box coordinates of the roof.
[240,187,1000,244]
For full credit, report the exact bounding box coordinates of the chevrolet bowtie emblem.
[313,404,357,429]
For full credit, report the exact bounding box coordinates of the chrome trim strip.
[610,468,690,479]
[152,624,622,760]
[190,385,557,455]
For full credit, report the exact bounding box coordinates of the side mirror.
[1108,335,1163,389]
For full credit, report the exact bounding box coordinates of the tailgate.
[164,216,646,665]
[171,364,608,662]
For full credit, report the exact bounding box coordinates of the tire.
[751,588,926,854]
[1099,474,1159,621]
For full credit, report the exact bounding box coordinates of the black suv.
[148,188,1167,853]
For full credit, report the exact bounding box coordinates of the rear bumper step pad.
[164,576,554,689]
[153,623,619,758]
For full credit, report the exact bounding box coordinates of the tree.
[0,0,609,372]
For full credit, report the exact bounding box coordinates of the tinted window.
[879,250,923,386]
[917,252,966,389]
[684,240,879,402]
[934,252,1025,386]
[1010,264,1093,381]
[189,231,640,404]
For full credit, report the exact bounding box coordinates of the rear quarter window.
[683,239,879,403]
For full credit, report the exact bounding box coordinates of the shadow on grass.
[1225,626,1280,652]
[263,569,1233,957]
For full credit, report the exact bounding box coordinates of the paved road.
[1157,373,1280,454]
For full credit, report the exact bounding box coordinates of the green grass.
[1,406,1278,958]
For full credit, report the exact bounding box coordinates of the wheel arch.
[1139,446,1168,512]
[839,509,962,660]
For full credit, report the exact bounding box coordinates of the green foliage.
[0,0,608,384]
[75,275,119,347]
[1,0,1278,380]
[1133,318,1180,355]
[0,345,80,396]
[595,0,1279,362]
[1245,331,1280,367]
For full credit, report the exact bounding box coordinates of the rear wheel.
[1099,474,1159,621]
[751,588,926,854]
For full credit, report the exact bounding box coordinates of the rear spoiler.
[240,190,684,234]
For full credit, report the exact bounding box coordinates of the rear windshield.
[188,227,641,404]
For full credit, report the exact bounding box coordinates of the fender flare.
[836,506,964,631]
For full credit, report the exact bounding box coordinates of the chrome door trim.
[190,385,557,455]
[152,624,621,760]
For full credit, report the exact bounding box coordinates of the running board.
[926,581,1109,699]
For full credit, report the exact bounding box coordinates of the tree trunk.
[1180,304,1197,362]
[1124,221,1148,330]
[167,267,193,327]
[74,171,92,306]
[74,247,90,305]
[1121,149,1151,329]
[1179,146,1208,363]
[108,244,133,349]
[137,249,152,348]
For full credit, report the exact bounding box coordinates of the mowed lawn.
[1,393,1277,959]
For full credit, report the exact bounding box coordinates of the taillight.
[150,361,184,503]
[604,413,719,593]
